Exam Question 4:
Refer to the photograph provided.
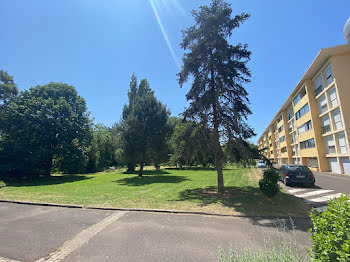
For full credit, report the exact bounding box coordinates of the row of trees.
[1,0,256,193]
[0,70,257,179]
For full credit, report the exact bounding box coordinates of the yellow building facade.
[258,44,350,174]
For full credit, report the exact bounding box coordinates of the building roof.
[258,43,350,142]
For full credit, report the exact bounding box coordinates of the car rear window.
[288,166,309,172]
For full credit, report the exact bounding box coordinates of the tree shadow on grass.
[123,170,170,175]
[116,174,190,186]
[165,167,231,171]
[3,175,92,187]
[177,186,312,232]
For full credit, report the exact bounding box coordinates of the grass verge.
[0,166,310,216]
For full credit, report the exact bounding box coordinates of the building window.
[287,106,294,120]
[338,132,348,154]
[293,87,306,106]
[291,132,296,144]
[277,115,283,123]
[308,157,319,168]
[314,75,324,96]
[289,122,293,133]
[280,135,286,142]
[298,120,312,134]
[295,103,309,120]
[281,147,287,153]
[328,87,338,108]
[300,138,315,150]
[321,115,331,134]
[332,109,343,130]
[324,65,334,86]
[325,135,336,154]
[318,95,328,114]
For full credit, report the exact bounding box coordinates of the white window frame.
[328,87,338,108]
[332,109,343,130]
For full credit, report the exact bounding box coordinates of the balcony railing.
[322,125,331,134]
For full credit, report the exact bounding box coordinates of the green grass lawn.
[0,166,310,216]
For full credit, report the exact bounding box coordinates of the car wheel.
[284,177,290,187]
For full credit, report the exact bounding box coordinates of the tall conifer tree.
[178,0,254,192]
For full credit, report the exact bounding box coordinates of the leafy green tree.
[178,0,254,192]
[86,124,119,173]
[193,123,216,167]
[170,121,197,168]
[0,82,92,178]
[0,70,18,104]
[0,71,18,135]
[170,120,215,168]
[224,139,258,167]
[121,75,170,176]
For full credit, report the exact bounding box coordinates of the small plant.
[0,180,6,188]
[259,168,280,198]
[309,194,350,262]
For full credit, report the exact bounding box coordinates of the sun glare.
[149,0,185,69]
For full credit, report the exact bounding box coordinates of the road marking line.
[0,257,21,262]
[305,193,343,204]
[295,189,334,198]
[288,188,308,193]
[37,211,126,262]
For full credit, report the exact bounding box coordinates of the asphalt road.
[0,202,311,262]
[279,170,350,210]
[312,171,350,195]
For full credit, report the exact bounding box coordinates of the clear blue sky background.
[1,0,349,143]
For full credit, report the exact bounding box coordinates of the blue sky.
[1,0,349,143]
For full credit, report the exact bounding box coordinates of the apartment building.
[258,44,350,174]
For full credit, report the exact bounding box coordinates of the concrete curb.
[0,199,310,219]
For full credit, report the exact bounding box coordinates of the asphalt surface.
[280,170,350,209]
[0,202,312,262]
[312,171,350,195]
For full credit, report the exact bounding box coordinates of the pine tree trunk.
[212,103,224,193]
[138,164,144,177]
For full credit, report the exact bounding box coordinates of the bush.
[309,194,350,262]
[0,180,6,188]
[259,168,280,198]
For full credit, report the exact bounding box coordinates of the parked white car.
[257,160,266,168]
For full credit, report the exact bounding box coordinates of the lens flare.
[149,0,183,69]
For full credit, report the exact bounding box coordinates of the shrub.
[0,180,6,188]
[309,194,350,262]
[259,168,280,198]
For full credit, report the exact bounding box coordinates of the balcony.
[322,125,331,134]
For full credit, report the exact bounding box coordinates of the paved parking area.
[0,202,311,262]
